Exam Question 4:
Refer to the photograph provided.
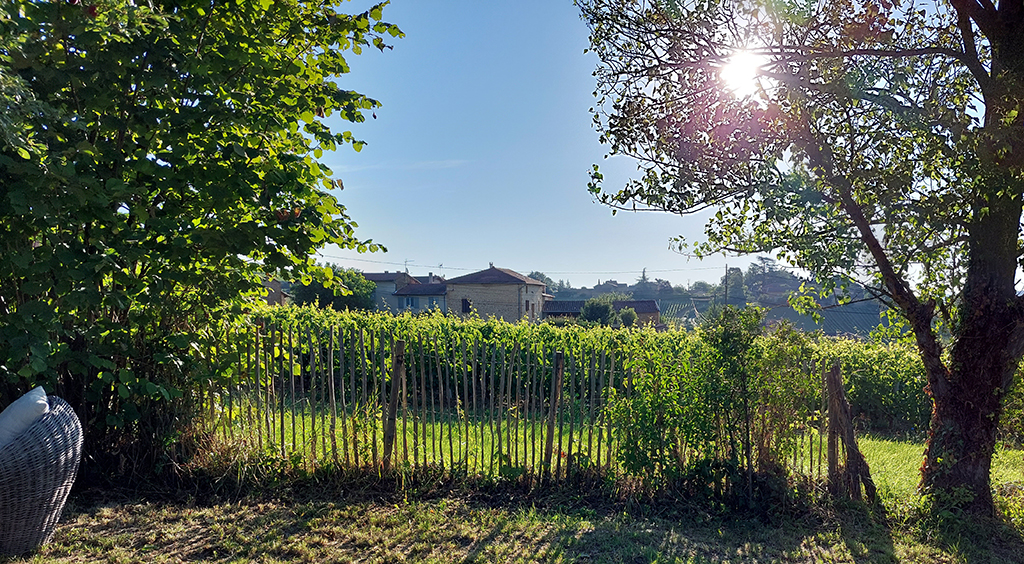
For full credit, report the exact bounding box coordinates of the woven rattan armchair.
[0,396,83,555]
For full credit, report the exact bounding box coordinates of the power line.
[314,250,802,278]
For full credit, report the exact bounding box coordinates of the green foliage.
[618,307,637,327]
[526,271,555,288]
[607,307,818,487]
[579,296,616,326]
[0,0,400,477]
[291,266,375,311]
[813,338,930,436]
[580,0,1024,513]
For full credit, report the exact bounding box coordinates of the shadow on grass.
[834,502,898,564]
[31,470,1024,564]
[924,510,1024,564]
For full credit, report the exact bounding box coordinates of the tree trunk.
[920,175,1023,516]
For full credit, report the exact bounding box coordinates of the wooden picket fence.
[199,322,864,490]
[200,323,627,481]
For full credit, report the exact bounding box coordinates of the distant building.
[262,278,288,306]
[362,271,419,313]
[446,265,548,322]
[360,266,549,322]
[394,283,447,314]
[592,279,629,293]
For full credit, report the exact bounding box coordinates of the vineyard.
[184,305,952,494]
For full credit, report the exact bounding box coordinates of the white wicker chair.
[0,396,83,555]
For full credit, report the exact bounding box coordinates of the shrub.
[619,307,638,327]
[580,297,616,325]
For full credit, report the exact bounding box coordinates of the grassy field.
[10,437,1024,563]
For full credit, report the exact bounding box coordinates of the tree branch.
[794,105,951,390]
[949,0,1000,37]
[955,10,992,90]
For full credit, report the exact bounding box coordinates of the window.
[525,299,530,312]
[405,297,419,309]
[462,298,472,313]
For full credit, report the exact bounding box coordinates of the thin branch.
[954,10,992,89]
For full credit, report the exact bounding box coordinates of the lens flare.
[720,50,762,98]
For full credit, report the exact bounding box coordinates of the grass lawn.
[9,438,1023,563]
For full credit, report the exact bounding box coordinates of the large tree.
[0,0,398,471]
[292,265,376,311]
[580,0,1024,515]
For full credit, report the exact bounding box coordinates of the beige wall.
[447,283,546,322]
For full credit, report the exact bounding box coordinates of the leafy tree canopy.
[291,265,375,311]
[580,296,617,326]
[527,271,556,288]
[580,0,1024,515]
[0,0,400,471]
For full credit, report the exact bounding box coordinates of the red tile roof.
[445,266,545,286]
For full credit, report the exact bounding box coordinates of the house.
[362,271,420,313]
[394,283,447,314]
[542,299,661,325]
[446,265,548,322]
[262,278,289,306]
[593,279,629,293]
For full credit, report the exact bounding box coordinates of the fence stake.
[587,350,596,467]
[382,340,405,473]
[538,344,548,478]
[411,335,419,471]
[461,339,470,473]
[514,345,522,472]
[506,344,517,474]
[419,335,427,470]
[555,351,567,480]
[442,339,454,472]
[495,344,504,472]
[370,331,380,469]
[341,327,351,466]
[566,351,577,478]
[491,345,499,474]
[596,350,605,470]
[254,326,264,453]
[278,326,285,458]
[472,338,481,475]
[415,336,424,471]
[430,336,440,469]
[527,348,537,478]
[606,350,615,472]
[402,335,409,469]
[329,326,339,466]
[308,326,317,468]
[543,351,565,481]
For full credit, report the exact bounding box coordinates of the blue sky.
[318,0,757,287]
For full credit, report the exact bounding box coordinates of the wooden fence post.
[543,351,565,481]
[382,339,406,473]
[825,359,878,502]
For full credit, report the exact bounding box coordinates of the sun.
[719,50,763,98]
